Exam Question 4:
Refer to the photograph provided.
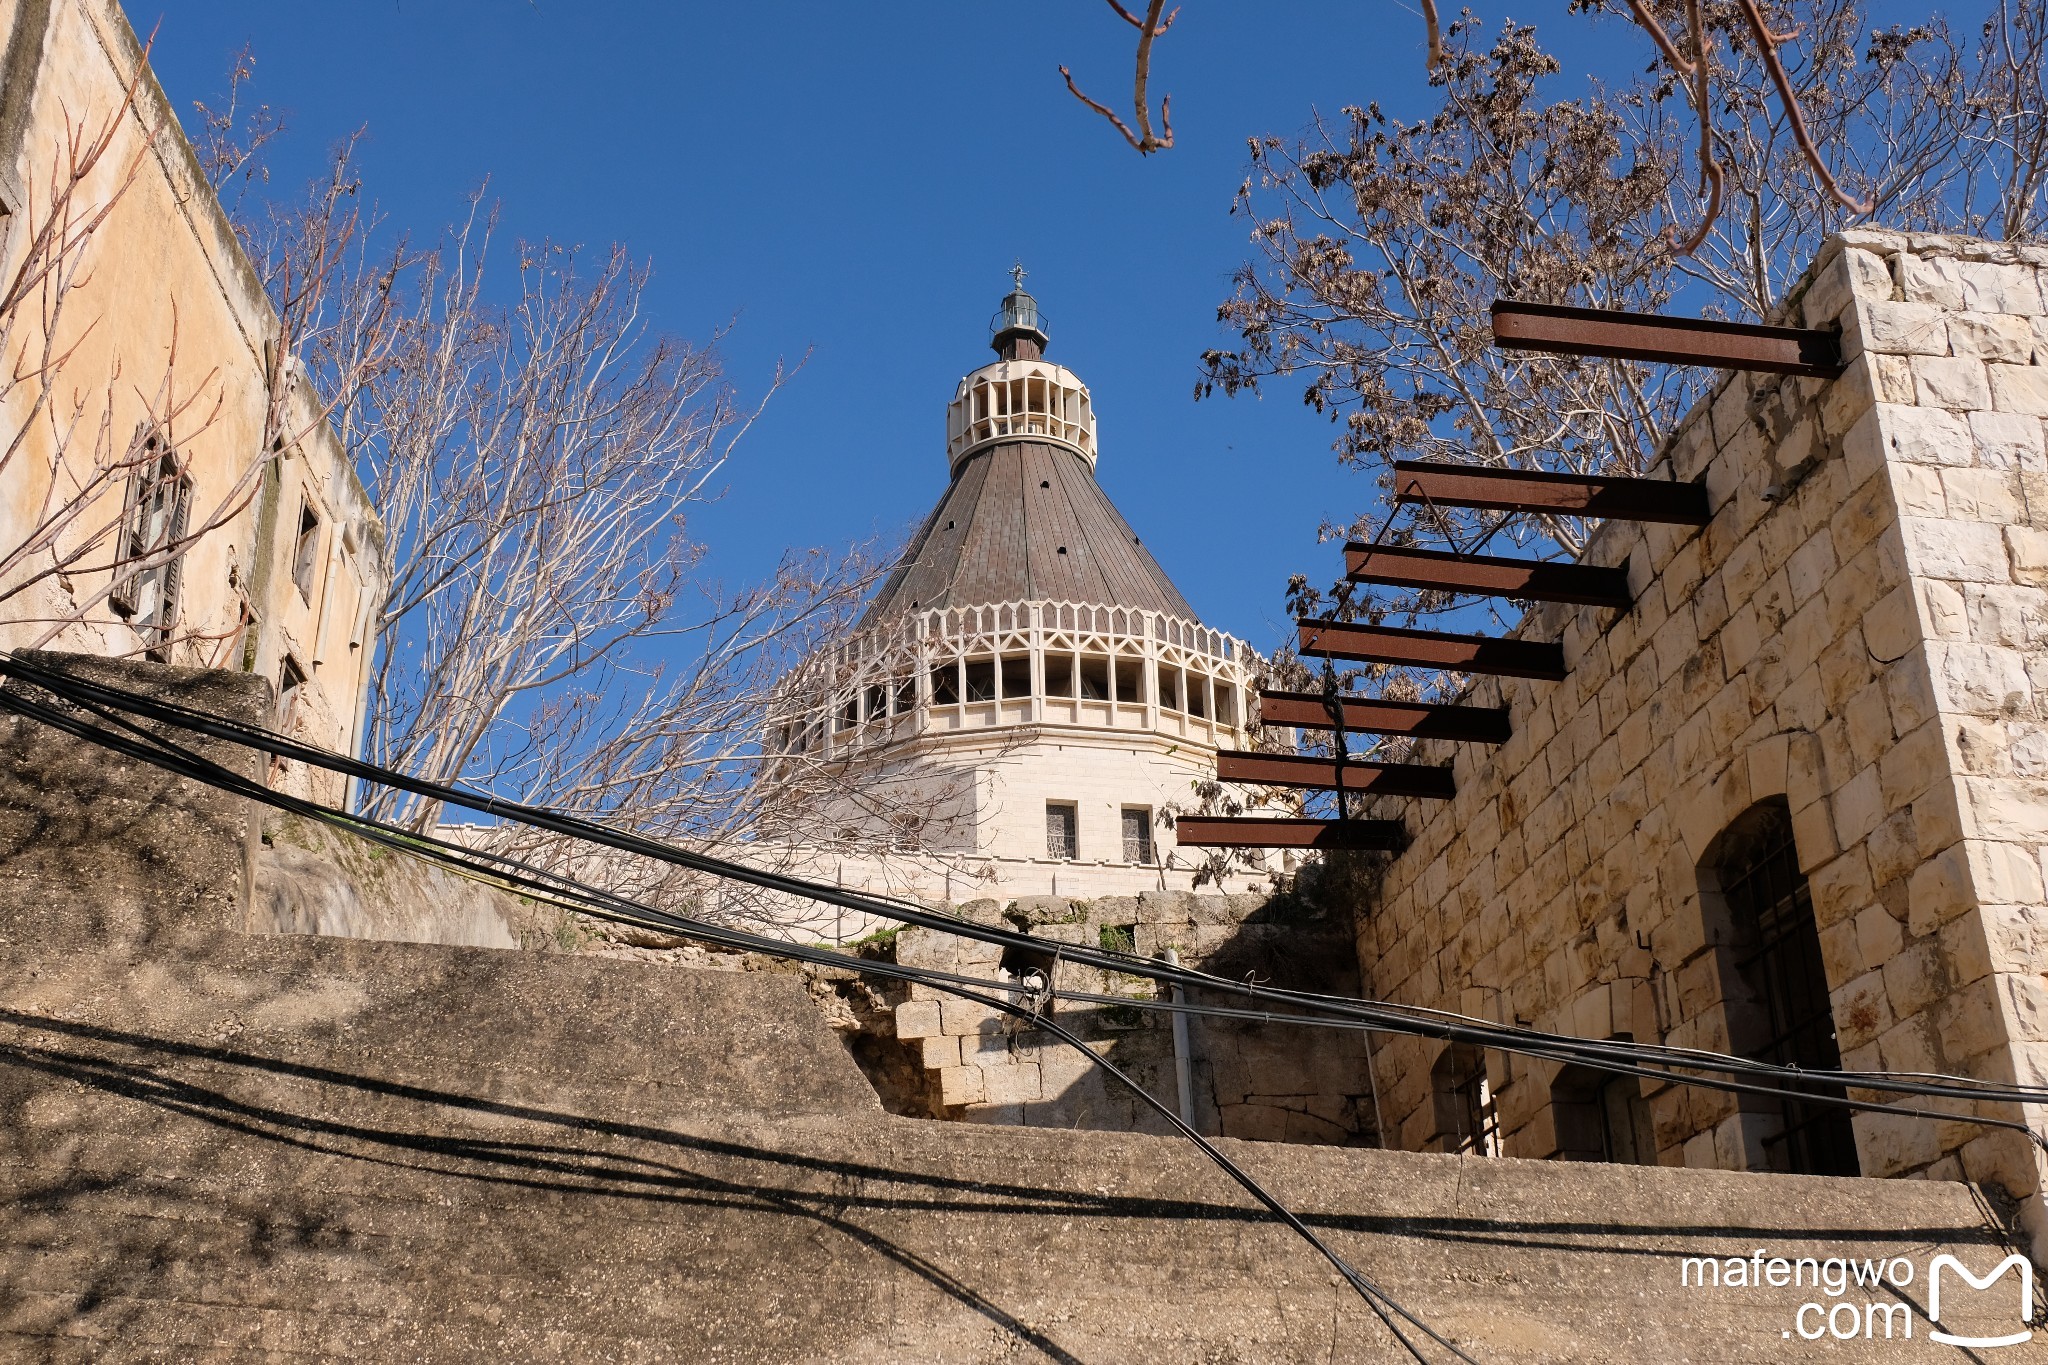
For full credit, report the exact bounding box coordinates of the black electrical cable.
[0,673,1476,1363]
[8,651,2048,1123]
[13,664,2048,1355]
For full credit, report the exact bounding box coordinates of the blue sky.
[143,1,1631,654]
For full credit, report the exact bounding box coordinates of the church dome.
[861,275,1196,627]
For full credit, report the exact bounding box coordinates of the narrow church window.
[1121,808,1153,864]
[1216,685,1238,727]
[999,654,1031,699]
[1112,657,1142,705]
[929,661,961,706]
[1078,655,1109,700]
[1045,803,1078,860]
[863,683,887,720]
[1709,798,1860,1177]
[964,658,995,702]
[292,497,322,602]
[1159,665,1184,713]
[893,677,916,713]
[1044,653,1075,698]
[1431,1044,1500,1156]
[108,436,193,663]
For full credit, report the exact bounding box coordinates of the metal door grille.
[1724,808,1860,1176]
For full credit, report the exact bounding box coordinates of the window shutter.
[106,444,148,618]
[153,473,193,643]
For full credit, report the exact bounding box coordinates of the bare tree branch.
[1059,0,1175,155]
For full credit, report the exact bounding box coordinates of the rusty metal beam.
[1259,689,1511,744]
[1491,299,1844,379]
[1175,816,1408,851]
[1216,750,1455,798]
[1392,460,1710,526]
[1297,618,1565,681]
[1345,544,1631,609]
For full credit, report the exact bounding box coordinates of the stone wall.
[2,653,2038,1362]
[892,887,1379,1144]
[1350,229,2048,1252]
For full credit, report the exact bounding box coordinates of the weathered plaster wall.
[0,0,385,792]
[1353,228,2048,1248]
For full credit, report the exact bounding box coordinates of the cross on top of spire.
[1011,260,1028,291]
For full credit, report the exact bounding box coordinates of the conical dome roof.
[862,278,1198,628]
[861,436,1196,626]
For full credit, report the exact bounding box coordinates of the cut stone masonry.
[1351,228,2048,1258]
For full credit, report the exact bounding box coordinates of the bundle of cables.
[3,651,2042,1363]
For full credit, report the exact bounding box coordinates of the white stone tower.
[775,274,1267,902]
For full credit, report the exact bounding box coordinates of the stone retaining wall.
[1,653,2038,1361]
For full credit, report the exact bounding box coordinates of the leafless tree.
[1203,0,2048,610]
[1202,20,1689,582]
[1186,0,2047,877]
[232,162,981,924]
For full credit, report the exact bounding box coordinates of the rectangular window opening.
[1078,655,1110,701]
[278,655,308,733]
[1159,665,1185,713]
[110,437,193,662]
[292,498,322,603]
[1044,653,1075,698]
[1045,802,1077,860]
[1112,657,1143,705]
[929,662,961,706]
[1121,808,1154,864]
[964,657,996,702]
[999,654,1031,699]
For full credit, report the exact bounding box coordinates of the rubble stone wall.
[892,889,1379,1144]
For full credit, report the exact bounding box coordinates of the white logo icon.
[1927,1254,2035,1349]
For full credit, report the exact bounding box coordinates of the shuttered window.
[109,438,193,663]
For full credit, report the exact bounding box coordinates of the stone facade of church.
[1346,228,2048,1251]
[768,282,1283,910]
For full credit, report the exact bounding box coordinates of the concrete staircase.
[1,656,2038,1363]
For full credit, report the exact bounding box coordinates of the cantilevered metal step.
[1296,618,1565,681]
[1344,544,1631,609]
[1491,299,1844,379]
[1258,689,1511,744]
[1175,816,1407,851]
[1215,750,1455,798]
[1391,459,1710,526]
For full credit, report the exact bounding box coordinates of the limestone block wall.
[1350,229,2048,1246]
[892,891,1377,1144]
